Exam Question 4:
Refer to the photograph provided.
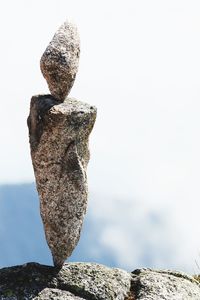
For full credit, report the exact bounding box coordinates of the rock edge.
[0,262,199,300]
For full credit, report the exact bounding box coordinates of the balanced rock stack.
[27,21,97,267]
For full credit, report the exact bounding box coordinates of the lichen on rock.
[0,262,132,300]
[0,263,200,300]
[128,268,200,300]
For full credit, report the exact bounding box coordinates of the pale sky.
[1,0,200,273]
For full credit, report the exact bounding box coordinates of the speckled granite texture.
[28,95,96,266]
[0,263,199,299]
[40,21,80,102]
[128,268,200,300]
[28,20,96,267]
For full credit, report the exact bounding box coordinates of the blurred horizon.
[0,182,199,275]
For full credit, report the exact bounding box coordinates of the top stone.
[40,21,80,102]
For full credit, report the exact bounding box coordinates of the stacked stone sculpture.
[27,21,97,267]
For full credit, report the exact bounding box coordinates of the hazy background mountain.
[0,183,199,274]
[0,184,116,268]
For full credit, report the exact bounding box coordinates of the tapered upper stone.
[40,21,80,102]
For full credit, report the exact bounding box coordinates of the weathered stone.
[0,262,132,300]
[40,21,80,102]
[0,263,200,299]
[35,288,85,300]
[57,263,131,300]
[128,268,200,300]
[27,95,96,267]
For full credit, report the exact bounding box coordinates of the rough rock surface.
[27,95,96,266]
[128,268,200,300]
[40,21,80,101]
[0,262,131,300]
[0,263,199,300]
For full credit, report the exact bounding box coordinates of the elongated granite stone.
[40,21,80,102]
[27,95,96,266]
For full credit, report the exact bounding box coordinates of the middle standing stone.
[28,95,97,267]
